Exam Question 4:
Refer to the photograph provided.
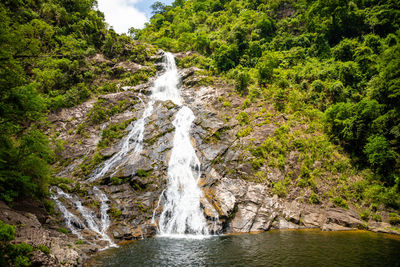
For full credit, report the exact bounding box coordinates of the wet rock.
[250,203,277,232]
[274,218,301,229]
[112,225,133,240]
[230,202,259,232]
[368,222,400,234]
[324,208,363,229]
[302,210,324,228]
[179,67,200,80]
[99,146,119,158]
[322,223,353,231]
[282,201,301,224]
[211,178,246,217]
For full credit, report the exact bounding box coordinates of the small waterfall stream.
[90,53,181,181]
[51,187,116,247]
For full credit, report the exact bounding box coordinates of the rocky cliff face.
[11,51,397,266]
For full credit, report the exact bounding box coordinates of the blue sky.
[97,0,174,34]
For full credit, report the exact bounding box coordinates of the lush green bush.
[0,220,33,266]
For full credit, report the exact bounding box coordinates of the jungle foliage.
[138,0,400,208]
[0,0,155,203]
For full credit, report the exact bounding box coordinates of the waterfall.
[57,52,211,248]
[151,52,182,105]
[150,52,210,236]
[89,102,154,181]
[51,189,85,239]
[51,187,116,247]
[90,52,181,181]
[158,106,209,236]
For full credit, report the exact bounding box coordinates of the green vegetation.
[57,227,69,234]
[0,0,156,204]
[272,181,287,197]
[109,206,122,219]
[138,0,400,210]
[98,119,135,149]
[389,213,400,225]
[87,99,135,125]
[36,244,50,255]
[0,220,33,266]
[75,240,85,245]
[80,152,104,177]
[332,196,349,209]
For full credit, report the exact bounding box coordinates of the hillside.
[0,0,400,266]
[137,0,400,216]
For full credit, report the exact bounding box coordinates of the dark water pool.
[89,230,400,267]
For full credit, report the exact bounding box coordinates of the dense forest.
[0,0,156,203]
[137,0,400,207]
[0,0,400,265]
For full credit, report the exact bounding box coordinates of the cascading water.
[151,52,182,105]
[149,52,211,236]
[158,106,209,236]
[51,189,85,239]
[90,52,181,181]
[51,187,116,247]
[53,52,212,250]
[89,102,154,181]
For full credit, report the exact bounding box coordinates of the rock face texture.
[0,201,84,266]
[5,52,396,266]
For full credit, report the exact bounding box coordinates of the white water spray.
[151,52,182,105]
[158,106,209,236]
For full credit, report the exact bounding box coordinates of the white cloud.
[97,0,148,34]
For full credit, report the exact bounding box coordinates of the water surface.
[90,230,400,267]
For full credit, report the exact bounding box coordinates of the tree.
[214,44,239,71]
[364,135,397,180]
[151,1,167,15]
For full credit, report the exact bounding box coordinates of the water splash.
[158,106,209,236]
[93,187,117,247]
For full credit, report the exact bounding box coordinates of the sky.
[97,0,174,34]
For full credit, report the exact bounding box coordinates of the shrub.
[363,135,397,178]
[136,169,150,177]
[1,220,33,266]
[214,44,239,71]
[359,209,370,221]
[272,181,287,197]
[332,196,349,209]
[57,228,69,234]
[236,112,250,126]
[111,177,122,185]
[309,192,320,204]
[234,68,251,95]
[237,127,252,138]
[371,213,382,222]
[37,244,50,255]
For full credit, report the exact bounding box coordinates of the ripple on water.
[90,230,400,267]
